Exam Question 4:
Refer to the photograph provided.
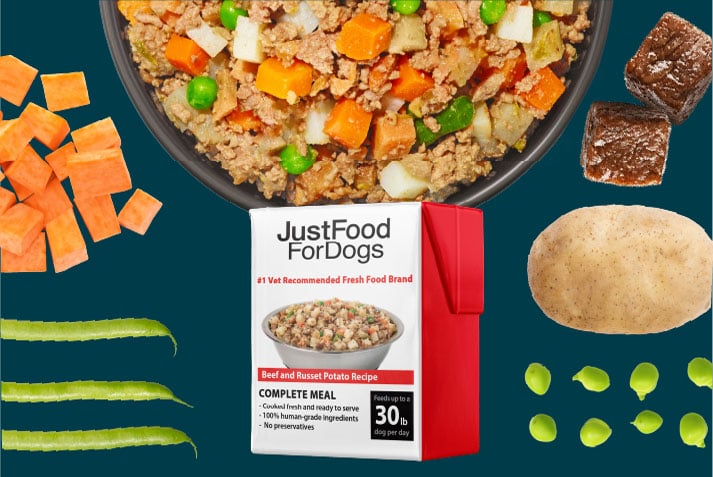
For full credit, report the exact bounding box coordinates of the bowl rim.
[261,301,405,356]
[100,1,612,211]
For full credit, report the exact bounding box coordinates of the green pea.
[220,0,248,31]
[415,96,475,146]
[525,362,551,396]
[572,365,610,392]
[629,362,659,401]
[579,418,612,448]
[479,0,506,26]
[533,11,552,27]
[631,410,663,435]
[679,412,708,448]
[529,414,557,443]
[186,76,219,110]
[390,0,420,15]
[687,357,713,389]
[279,144,317,175]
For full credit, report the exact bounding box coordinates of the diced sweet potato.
[44,142,76,181]
[75,195,121,242]
[67,148,132,198]
[1,231,46,273]
[0,203,44,255]
[19,102,71,150]
[24,176,73,225]
[372,114,416,160]
[0,186,17,215]
[4,145,53,195]
[41,72,90,112]
[118,189,162,235]
[71,117,121,152]
[0,55,38,106]
[0,118,34,163]
[45,208,88,273]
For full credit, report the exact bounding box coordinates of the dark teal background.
[1,1,711,475]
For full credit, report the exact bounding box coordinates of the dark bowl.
[100,1,612,211]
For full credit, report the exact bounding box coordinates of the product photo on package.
[250,202,484,460]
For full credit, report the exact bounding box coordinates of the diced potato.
[490,100,534,146]
[425,2,465,37]
[380,160,431,199]
[304,100,334,145]
[388,15,428,54]
[495,2,534,43]
[381,94,406,112]
[523,20,565,72]
[232,16,264,63]
[279,1,319,38]
[187,22,229,57]
[535,0,574,16]
[471,102,492,144]
[444,44,483,87]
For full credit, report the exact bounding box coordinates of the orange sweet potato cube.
[40,72,90,112]
[0,202,44,255]
[44,142,76,181]
[0,186,17,215]
[75,194,121,242]
[0,55,38,106]
[5,145,53,195]
[0,118,34,163]
[71,117,121,152]
[45,208,88,273]
[24,176,73,225]
[19,102,71,150]
[67,148,132,198]
[1,231,46,273]
[118,189,162,235]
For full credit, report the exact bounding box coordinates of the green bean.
[679,412,708,448]
[415,96,475,146]
[579,418,612,448]
[572,365,610,392]
[1,381,191,407]
[629,362,659,401]
[0,318,177,355]
[1,427,197,457]
[687,357,713,389]
[631,410,663,435]
[524,362,551,395]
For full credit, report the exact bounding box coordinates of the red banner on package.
[258,368,414,385]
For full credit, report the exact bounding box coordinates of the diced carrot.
[75,194,121,242]
[44,141,76,181]
[0,168,4,183]
[323,99,373,149]
[5,145,53,195]
[520,66,566,112]
[117,0,151,24]
[425,2,465,37]
[0,55,38,106]
[45,208,88,273]
[226,109,262,132]
[0,186,17,215]
[390,59,435,102]
[40,72,90,112]
[255,58,314,100]
[1,171,33,201]
[0,203,44,256]
[371,114,416,160]
[165,34,210,76]
[19,102,70,150]
[1,231,46,273]
[118,189,162,236]
[368,55,397,91]
[0,118,34,163]
[0,110,3,120]
[71,117,121,152]
[24,176,73,225]
[67,148,132,199]
[335,13,392,61]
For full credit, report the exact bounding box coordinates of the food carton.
[250,202,484,460]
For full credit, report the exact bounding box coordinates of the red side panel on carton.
[421,202,483,460]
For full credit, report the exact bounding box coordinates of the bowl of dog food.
[262,298,404,370]
[101,1,612,209]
